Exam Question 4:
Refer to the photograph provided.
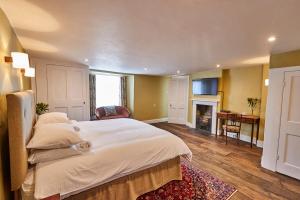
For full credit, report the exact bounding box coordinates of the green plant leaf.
[36,102,49,115]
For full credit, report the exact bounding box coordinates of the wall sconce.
[25,67,35,77]
[4,52,30,69]
[4,52,35,77]
[264,79,269,86]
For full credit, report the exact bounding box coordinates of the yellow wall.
[270,49,300,68]
[258,64,269,141]
[132,75,169,121]
[187,65,268,141]
[223,65,265,140]
[187,69,223,123]
[223,66,263,115]
[0,9,31,200]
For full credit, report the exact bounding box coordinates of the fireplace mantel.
[191,98,220,102]
[192,100,218,134]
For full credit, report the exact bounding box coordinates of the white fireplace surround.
[192,100,218,134]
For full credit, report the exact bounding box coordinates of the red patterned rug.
[137,159,237,200]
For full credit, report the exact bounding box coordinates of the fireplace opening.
[196,104,213,133]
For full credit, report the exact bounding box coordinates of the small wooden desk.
[216,112,260,148]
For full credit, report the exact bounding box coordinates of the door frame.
[168,75,189,125]
[261,66,300,175]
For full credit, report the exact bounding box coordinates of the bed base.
[41,156,181,200]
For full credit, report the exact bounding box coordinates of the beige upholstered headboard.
[6,90,35,191]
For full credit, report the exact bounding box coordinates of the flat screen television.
[192,78,218,95]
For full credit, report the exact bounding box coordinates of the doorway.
[168,76,189,124]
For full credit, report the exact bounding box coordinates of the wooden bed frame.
[7,90,182,200]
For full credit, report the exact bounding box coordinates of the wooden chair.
[222,113,243,144]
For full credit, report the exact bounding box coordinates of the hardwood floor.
[152,122,300,200]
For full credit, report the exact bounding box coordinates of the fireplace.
[192,100,218,134]
[196,104,213,132]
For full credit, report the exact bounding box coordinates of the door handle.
[83,101,86,105]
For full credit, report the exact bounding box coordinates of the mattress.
[34,118,192,199]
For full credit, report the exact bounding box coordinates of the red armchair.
[95,106,131,120]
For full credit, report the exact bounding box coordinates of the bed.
[7,91,192,200]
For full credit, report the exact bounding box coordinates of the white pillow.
[28,146,82,164]
[27,123,83,149]
[35,112,70,127]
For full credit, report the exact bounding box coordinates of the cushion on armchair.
[103,106,117,116]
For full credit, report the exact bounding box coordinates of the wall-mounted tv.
[192,78,218,95]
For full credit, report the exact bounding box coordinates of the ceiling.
[1,0,300,75]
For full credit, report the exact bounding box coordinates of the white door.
[277,70,300,179]
[47,65,87,121]
[168,76,188,124]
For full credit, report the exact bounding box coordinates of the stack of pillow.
[27,112,90,164]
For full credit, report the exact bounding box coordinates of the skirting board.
[223,132,264,148]
[185,122,263,148]
[186,122,193,128]
[143,118,168,124]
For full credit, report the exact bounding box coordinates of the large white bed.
[35,118,192,199]
[6,91,192,200]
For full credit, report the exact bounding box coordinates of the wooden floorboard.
[152,122,300,200]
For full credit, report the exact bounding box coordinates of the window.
[95,74,121,107]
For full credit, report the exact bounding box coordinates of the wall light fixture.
[4,52,30,69]
[25,67,35,77]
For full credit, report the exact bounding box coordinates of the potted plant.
[36,102,49,115]
[247,98,260,115]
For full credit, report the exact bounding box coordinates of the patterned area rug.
[137,159,237,200]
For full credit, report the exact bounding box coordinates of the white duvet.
[34,118,192,199]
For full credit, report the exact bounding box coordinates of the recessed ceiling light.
[216,64,221,68]
[176,70,180,74]
[144,67,148,71]
[268,36,276,42]
[84,58,89,62]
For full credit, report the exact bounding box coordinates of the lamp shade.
[11,52,30,69]
[264,79,269,86]
[25,67,35,77]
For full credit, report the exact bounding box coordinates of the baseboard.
[226,132,264,148]
[256,140,264,148]
[186,122,193,128]
[143,118,168,124]
[261,156,276,172]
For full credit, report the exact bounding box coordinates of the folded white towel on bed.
[75,140,91,152]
